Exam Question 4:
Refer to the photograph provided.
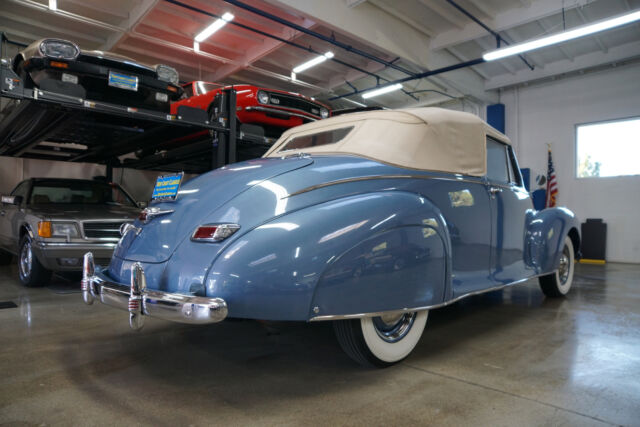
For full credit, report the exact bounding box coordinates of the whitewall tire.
[334,311,428,367]
[539,236,575,297]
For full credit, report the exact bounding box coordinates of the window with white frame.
[576,117,640,178]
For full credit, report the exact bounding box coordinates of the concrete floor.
[0,263,639,426]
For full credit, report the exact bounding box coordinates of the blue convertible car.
[82,108,580,367]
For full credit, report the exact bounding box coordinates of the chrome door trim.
[309,272,552,321]
[286,174,485,198]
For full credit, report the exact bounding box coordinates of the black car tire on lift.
[18,235,51,287]
[14,59,35,88]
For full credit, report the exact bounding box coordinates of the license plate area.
[108,71,138,91]
[151,173,183,201]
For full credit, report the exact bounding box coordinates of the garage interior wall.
[502,61,640,264]
[0,156,169,202]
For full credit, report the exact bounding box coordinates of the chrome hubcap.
[20,241,32,279]
[558,245,570,284]
[372,312,417,343]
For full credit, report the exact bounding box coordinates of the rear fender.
[205,191,450,321]
[525,207,580,273]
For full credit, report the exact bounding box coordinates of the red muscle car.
[171,81,330,138]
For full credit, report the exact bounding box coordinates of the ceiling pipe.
[164,0,418,100]
[329,58,485,100]
[444,0,535,71]
[220,0,419,77]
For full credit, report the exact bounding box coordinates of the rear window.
[279,127,354,152]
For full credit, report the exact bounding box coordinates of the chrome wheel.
[372,312,417,343]
[19,240,32,280]
[558,245,570,284]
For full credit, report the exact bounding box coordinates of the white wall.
[0,156,180,202]
[501,62,640,263]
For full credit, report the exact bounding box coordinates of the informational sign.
[151,173,183,201]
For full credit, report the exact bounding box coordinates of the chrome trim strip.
[309,272,552,321]
[36,241,117,248]
[286,174,485,198]
[245,106,319,121]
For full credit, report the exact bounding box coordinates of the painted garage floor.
[0,262,639,426]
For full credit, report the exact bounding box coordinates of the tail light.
[191,224,240,242]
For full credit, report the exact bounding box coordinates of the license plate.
[151,173,183,201]
[108,71,138,91]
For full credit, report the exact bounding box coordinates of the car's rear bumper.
[81,252,228,329]
[33,241,116,271]
[25,57,180,112]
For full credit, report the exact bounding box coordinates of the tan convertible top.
[263,107,510,177]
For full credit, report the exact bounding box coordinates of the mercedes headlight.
[257,90,269,104]
[156,64,179,85]
[51,222,80,238]
[320,108,329,119]
[39,39,80,60]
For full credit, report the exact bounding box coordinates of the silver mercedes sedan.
[0,178,140,286]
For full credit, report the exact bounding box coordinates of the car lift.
[0,33,266,175]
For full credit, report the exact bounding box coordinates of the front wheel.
[18,235,51,287]
[539,236,575,297]
[333,311,428,368]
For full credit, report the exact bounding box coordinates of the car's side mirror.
[1,195,22,205]
[138,201,148,209]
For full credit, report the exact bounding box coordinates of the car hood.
[28,204,140,221]
[114,156,314,263]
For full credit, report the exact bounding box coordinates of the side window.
[486,138,509,184]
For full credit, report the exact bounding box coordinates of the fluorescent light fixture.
[484,9,640,61]
[290,71,296,81]
[49,0,57,10]
[193,41,200,52]
[344,98,367,107]
[195,12,234,42]
[293,52,334,74]
[362,83,403,99]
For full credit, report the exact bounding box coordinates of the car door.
[486,137,535,285]
[0,181,30,251]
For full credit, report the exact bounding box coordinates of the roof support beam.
[102,0,158,50]
[574,7,608,53]
[486,39,640,90]
[208,19,316,81]
[431,0,596,51]
[269,0,497,103]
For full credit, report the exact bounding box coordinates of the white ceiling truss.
[0,0,638,109]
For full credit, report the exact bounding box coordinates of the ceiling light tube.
[362,83,403,99]
[195,12,234,43]
[293,52,334,74]
[344,98,367,107]
[483,9,640,61]
[49,0,57,10]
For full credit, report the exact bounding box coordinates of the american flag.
[546,147,558,208]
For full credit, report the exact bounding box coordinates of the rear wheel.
[18,235,51,287]
[334,311,428,368]
[539,236,575,297]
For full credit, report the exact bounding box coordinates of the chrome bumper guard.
[81,252,228,330]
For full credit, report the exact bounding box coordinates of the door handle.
[489,187,503,195]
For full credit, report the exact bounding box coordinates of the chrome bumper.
[81,252,228,330]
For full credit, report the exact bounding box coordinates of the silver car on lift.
[0,178,140,286]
